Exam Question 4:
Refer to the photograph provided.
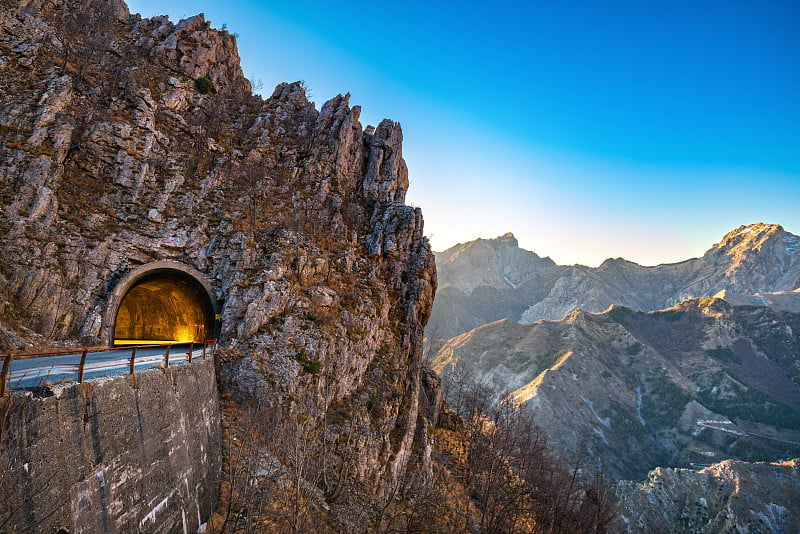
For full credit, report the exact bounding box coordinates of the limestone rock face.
[431,223,800,338]
[616,459,800,533]
[0,0,436,518]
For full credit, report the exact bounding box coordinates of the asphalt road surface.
[6,344,201,391]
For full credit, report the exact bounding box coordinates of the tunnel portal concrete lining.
[103,261,219,346]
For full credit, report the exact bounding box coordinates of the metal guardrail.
[0,340,217,396]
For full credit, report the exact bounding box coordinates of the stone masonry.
[0,359,221,533]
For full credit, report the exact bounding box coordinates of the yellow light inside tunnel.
[174,326,199,343]
[114,339,178,346]
[113,273,213,345]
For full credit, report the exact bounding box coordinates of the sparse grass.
[655,309,684,323]
[508,350,530,372]
[608,306,635,322]
[603,400,645,438]
[294,348,322,375]
[303,360,322,374]
[532,348,563,377]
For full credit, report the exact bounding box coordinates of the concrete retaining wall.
[0,358,221,533]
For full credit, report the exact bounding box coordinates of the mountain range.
[430,223,800,532]
[432,297,800,481]
[430,223,800,339]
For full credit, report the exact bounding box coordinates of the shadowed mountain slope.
[432,298,800,481]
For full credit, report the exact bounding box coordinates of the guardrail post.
[212,340,220,376]
[188,342,194,364]
[129,346,138,387]
[1,354,12,397]
[202,341,207,360]
[165,344,171,368]
[78,350,88,383]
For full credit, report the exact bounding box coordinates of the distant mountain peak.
[438,232,520,256]
[713,222,785,252]
[599,257,639,269]
[705,223,799,284]
[496,232,518,247]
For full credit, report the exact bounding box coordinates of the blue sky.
[128,0,800,266]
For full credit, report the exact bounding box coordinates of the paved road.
[6,344,202,390]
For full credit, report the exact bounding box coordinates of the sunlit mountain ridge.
[430,223,800,339]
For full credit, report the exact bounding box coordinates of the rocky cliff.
[1,0,438,529]
[431,224,800,338]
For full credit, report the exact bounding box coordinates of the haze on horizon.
[129,0,800,267]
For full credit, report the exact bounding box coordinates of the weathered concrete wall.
[0,359,221,533]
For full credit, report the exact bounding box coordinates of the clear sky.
[128,0,800,266]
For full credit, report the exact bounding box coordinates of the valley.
[430,224,800,532]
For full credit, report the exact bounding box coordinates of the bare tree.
[444,370,619,534]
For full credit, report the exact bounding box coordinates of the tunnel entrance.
[107,262,217,346]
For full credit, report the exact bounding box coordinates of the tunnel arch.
[104,261,219,346]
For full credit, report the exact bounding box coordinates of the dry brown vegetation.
[206,360,618,534]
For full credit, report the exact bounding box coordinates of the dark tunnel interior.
[113,270,215,345]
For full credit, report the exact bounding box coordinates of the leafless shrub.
[441,366,619,533]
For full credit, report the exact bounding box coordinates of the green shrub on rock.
[195,75,214,94]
